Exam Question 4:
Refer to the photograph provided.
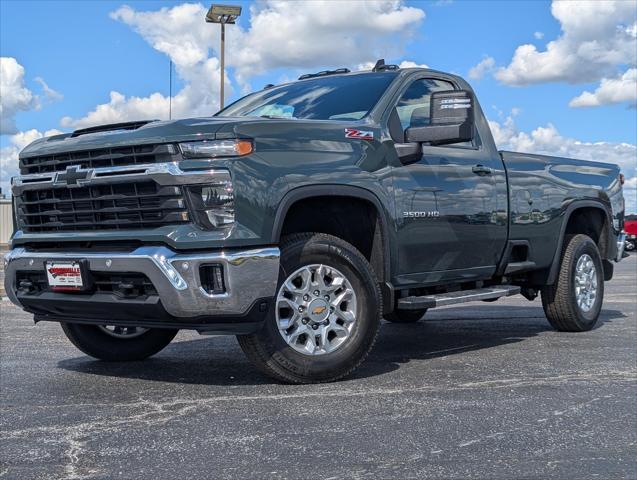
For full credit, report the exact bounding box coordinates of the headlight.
[186,171,235,229]
[179,139,253,159]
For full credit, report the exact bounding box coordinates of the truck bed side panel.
[501,151,622,271]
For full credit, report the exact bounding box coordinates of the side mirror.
[405,90,474,146]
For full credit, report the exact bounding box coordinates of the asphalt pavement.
[1,255,635,480]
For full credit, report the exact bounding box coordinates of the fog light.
[200,264,225,294]
[201,185,234,227]
[187,172,235,229]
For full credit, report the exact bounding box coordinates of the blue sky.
[1,0,636,209]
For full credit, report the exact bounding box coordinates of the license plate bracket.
[44,259,91,292]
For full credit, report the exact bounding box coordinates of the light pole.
[205,4,242,110]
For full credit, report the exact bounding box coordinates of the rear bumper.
[616,232,627,261]
[4,246,280,333]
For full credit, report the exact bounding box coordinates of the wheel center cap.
[308,298,329,322]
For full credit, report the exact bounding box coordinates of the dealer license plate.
[45,260,85,291]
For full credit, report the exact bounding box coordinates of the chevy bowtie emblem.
[56,166,92,187]
[312,306,327,315]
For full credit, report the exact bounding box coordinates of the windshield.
[217,72,397,121]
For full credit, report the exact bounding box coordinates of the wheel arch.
[271,185,393,285]
[546,200,614,285]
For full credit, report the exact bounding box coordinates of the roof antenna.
[372,59,385,71]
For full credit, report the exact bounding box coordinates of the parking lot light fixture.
[205,4,242,110]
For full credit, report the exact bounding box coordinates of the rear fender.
[546,200,614,285]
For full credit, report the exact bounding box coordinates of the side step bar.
[397,285,521,310]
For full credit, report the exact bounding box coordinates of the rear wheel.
[541,234,604,332]
[237,233,382,383]
[61,323,178,361]
[384,309,427,323]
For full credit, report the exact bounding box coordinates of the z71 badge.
[344,128,374,141]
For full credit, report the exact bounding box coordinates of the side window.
[396,79,455,130]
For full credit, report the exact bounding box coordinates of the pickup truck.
[4,61,627,383]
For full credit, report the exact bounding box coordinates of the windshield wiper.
[258,115,296,119]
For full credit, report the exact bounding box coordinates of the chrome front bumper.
[4,246,280,318]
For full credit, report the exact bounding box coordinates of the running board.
[397,285,521,310]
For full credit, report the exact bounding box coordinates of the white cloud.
[397,60,429,69]
[34,76,63,102]
[489,112,637,213]
[64,1,425,128]
[496,1,636,86]
[61,57,225,129]
[0,57,37,135]
[468,56,495,80]
[569,68,637,107]
[232,1,425,85]
[0,128,63,195]
[61,3,229,129]
[534,31,544,40]
[110,3,211,68]
[356,59,428,71]
[1,57,62,135]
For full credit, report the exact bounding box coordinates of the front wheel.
[541,234,604,332]
[237,233,382,383]
[61,323,178,361]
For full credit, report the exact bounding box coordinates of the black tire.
[237,233,382,384]
[384,309,427,323]
[61,323,178,361]
[540,234,604,332]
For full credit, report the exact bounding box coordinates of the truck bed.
[500,150,623,274]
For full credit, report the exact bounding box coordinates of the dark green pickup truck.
[5,62,627,383]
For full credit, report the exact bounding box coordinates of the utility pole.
[220,21,225,109]
[205,4,242,111]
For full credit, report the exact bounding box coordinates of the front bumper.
[4,246,280,333]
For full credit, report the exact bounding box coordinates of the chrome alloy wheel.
[574,253,598,312]
[97,325,149,339]
[276,264,358,356]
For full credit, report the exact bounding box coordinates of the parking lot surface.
[1,255,635,480]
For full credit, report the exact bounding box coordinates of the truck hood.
[19,116,273,158]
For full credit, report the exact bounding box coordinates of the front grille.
[16,271,157,298]
[21,241,144,252]
[19,144,177,175]
[16,181,189,232]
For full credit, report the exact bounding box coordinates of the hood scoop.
[70,120,158,138]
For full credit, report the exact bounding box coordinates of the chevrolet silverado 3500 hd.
[5,61,627,383]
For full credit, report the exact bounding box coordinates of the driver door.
[390,78,503,285]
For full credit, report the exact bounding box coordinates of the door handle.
[472,164,492,175]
